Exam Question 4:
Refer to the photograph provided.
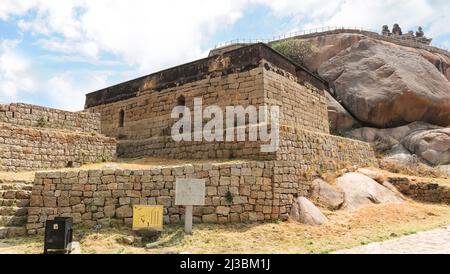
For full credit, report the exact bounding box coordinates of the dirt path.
[335,226,450,254]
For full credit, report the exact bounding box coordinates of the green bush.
[271,39,318,65]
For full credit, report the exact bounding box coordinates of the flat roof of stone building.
[84,43,328,109]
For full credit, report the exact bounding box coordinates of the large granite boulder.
[290,197,328,226]
[296,33,450,129]
[310,179,345,210]
[336,173,403,210]
[347,122,450,166]
[402,127,450,165]
[326,92,361,132]
[318,38,450,128]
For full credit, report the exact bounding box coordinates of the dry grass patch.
[1,201,450,254]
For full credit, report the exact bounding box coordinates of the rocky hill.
[275,32,450,169]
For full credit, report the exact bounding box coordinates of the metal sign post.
[175,179,206,235]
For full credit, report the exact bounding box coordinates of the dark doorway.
[119,109,125,128]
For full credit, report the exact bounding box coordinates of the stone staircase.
[0,179,32,239]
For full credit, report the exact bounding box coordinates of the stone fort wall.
[0,122,116,171]
[86,65,329,140]
[0,103,101,134]
[0,103,116,171]
[22,43,378,232]
[86,61,332,160]
[26,144,375,234]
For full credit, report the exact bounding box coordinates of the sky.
[0,0,449,111]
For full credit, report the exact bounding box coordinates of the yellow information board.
[132,205,164,231]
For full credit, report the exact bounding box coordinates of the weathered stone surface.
[348,122,450,165]
[290,197,328,226]
[115,206,132,218]
[326,92,361,132]
[310,179,344,210]
[402,127,450,165]
[303,34,450,128]
[336,173,403,210]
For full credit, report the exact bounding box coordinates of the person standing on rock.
[392,24,403,35]
[382,25,391,36]
[416,27,424,38]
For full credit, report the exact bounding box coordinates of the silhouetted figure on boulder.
[416,26,424,38]
[392,24,402,35]
[382,25,391,35]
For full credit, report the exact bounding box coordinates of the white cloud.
[1,0,449,111]
[46,72,108,111]
[2,0,449,72]
[0,40,35,102]
[3,0,250,72]
[258,0,450,39]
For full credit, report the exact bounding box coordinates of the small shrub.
[36,117,47,127]
[271,39,318,65]
[225,191,234,204]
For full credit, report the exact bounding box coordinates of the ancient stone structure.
[388,176,450,204]
[392,24,403,36]
[0,103,116,171]
[0,178,32,238]
[416,27,424,38]
[382,25,391,36]
[8,43,379,234]
[26,153,376,234]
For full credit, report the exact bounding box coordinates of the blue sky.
[0,0,449,111]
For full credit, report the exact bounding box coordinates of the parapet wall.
[26,130,376,234]
[0,103,101,134]
[0,122,116,171]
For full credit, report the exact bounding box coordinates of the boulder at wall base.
[336,173,403,210]
[347,122,449,166]
[318,38,450,128]
[310,179,345,210]
[402,127,450,165]
[290,197,328,226]
[325,92,361,132]
[383,144,421,166]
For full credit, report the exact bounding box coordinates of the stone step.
[0,183,33,191]
[0,206,28,217]
[0,215,27,227]
[0,198,29,207]
[0,190,31,200]
[0,226,27,239]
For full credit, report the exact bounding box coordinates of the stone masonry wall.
[388,176,450,204]
[272,126,378,212]
[0,122,116,171]
[263,64,330,134]
[117,134,274,160]
[26,131,377,234]
[27,162,275,234]
[87,63,330,141]
[0,103,100,134]
[87,67,265,140]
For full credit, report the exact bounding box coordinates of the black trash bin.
[44,217,73,254]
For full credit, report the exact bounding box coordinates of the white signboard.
[175,179,206,206]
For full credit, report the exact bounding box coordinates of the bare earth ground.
[1,201,450,254]
[335,226,450,254]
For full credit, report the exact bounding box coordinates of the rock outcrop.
[347,122,450,166]
[299,33,450,129]
[290,197,328,226]
[402,127,450,165]
[336,173,403,210]
[326,92,361,132]
[310,179,345,210]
